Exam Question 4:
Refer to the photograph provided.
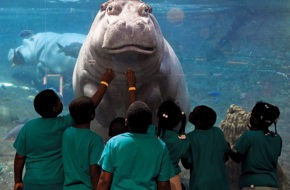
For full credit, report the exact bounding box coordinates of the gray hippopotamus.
[73,0,190,139]
[8,32,86,84]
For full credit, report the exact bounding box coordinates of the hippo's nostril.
[137,22,145,31]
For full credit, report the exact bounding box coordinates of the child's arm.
[157,181,171,190]
[126,68,136,104]
[90,164,101,190]
[97,170,113,190]
[91,68,115,108]
[14,153,25,190]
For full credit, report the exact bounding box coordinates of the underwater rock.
[73,0,190,140]
[220,104,288,190]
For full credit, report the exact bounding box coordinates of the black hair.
[249,101,280,134]
[34,89,60,118]
[126,101,152,133]
[69,96,95,125]
[109,117,127,137]
[189,105,216,130]
[157,100,186,137]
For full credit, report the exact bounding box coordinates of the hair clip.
[162,113,168,119]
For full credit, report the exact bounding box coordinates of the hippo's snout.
[100,0,157,54]
[102,19,156,54]
[8,49,25,66]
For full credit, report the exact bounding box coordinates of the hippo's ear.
[100,1,110,11]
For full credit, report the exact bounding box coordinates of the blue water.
[0,0,290,187]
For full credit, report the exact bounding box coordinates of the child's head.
[109,117,127,137]
[249,101,280,133]
[69,96,95,125]
[157,100,186,137]
[126,101,152,133]
[34,89,63,118]
[189,105,216,130]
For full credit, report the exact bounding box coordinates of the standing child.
[97,101,172,190]
[157,100,189,190]
[182,105,230,190]
[228,101,281,190]
[13,68,114,190]
[62,96,104,190]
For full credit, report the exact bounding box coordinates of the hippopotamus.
[8,32,86,84]
[73,0,190,139]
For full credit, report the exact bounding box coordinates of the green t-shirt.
[62,127,104,190]
[160,129,190,175]
[13,114,73,185]
[186,127,230,190]
[234,130,282,188]
[98,132,173,190]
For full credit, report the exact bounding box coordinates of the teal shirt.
[62,127,104,190]
[13,114,73,185]
[234,130,282,188]
[186,127,230,190]
[98,132,173,190]
[160,130,190,175]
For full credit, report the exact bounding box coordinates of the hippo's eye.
[107,4,122,15]
[139,4,152,16]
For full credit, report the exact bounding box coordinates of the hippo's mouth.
[106,45,155,54]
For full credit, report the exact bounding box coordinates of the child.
[97,101,172,190]
[62,96,104,190]
[108,117,127,137]
[182,105,230,190]
[228,101,281,190]
[13,68,114,190]
[106,68,136,138]
[157,100,189,190]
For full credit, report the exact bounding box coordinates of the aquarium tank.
[0,0,289,189]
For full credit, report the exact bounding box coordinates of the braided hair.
[249,101,280,135]
[157,100,186,138]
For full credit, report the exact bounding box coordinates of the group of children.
[13,68,282,190]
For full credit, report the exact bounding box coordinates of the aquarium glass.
[0,0,290,189]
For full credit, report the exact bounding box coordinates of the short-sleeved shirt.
[13,114,73,185]
[186,127,230,190]
[98,132,173,190]
[234,130,282,188]
[160,130,190,175]
[62,127,104,190]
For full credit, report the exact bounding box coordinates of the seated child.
[157,99,189,190]
[182,105,230,190]
[228,101,281,190]
[97,101,172,190]
[62,96,104,190]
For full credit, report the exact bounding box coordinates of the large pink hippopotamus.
[73,0,190,139]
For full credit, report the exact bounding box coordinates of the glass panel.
[0,0,289,189]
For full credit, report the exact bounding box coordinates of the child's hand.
[14,182,23,190]
[101,68,115,84]
[126,68,136,87]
